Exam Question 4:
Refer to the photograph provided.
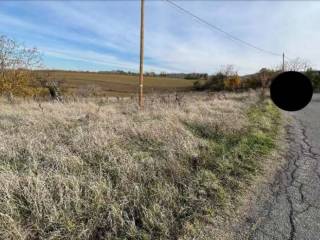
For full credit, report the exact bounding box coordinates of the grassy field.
[0,92,282,239]
[37,70,196,97]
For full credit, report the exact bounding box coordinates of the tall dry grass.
[0,92,279,239]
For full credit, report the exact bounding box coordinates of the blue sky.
[1,0,319,74]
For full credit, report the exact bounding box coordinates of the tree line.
[193,60,320,93]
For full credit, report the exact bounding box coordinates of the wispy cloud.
[42,47,178,73]
[1,1,320,74]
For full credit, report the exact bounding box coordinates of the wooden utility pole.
[139,0,145,109]
[282,52,285,72]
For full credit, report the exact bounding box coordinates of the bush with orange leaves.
[223,74,241,91]
[0,35,42,101]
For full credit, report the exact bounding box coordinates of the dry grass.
[0,92,281,239]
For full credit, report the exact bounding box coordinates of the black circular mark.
[270,71,313,111]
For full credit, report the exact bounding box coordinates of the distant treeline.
[193,68,320,92]
[98,70,209,80]
[39,69,208,80]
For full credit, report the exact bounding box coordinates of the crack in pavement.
[244,116,320,240]
[285,125,299,240]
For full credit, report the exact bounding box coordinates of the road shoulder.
[233,113,320,240]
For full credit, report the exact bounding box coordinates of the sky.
[0,0,319,75]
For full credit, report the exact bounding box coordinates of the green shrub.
[305,68,320,92]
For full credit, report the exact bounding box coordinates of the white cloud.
[1,1,320,74]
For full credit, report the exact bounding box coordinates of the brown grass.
[0,92,281,239]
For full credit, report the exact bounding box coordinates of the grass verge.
[179,99,281,238]
[0,94,281,240]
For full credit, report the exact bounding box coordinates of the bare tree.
[283,57,311,72]
[0,35,42,101]
[220,64,237,77]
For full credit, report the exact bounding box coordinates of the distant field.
[37,70,196,96]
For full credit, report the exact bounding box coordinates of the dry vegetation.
[0,92,282,239]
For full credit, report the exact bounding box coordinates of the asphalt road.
[245,94,320,240]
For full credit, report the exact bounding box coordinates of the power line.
[165,0,283,57]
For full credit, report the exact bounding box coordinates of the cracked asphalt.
[247,94,320,240]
